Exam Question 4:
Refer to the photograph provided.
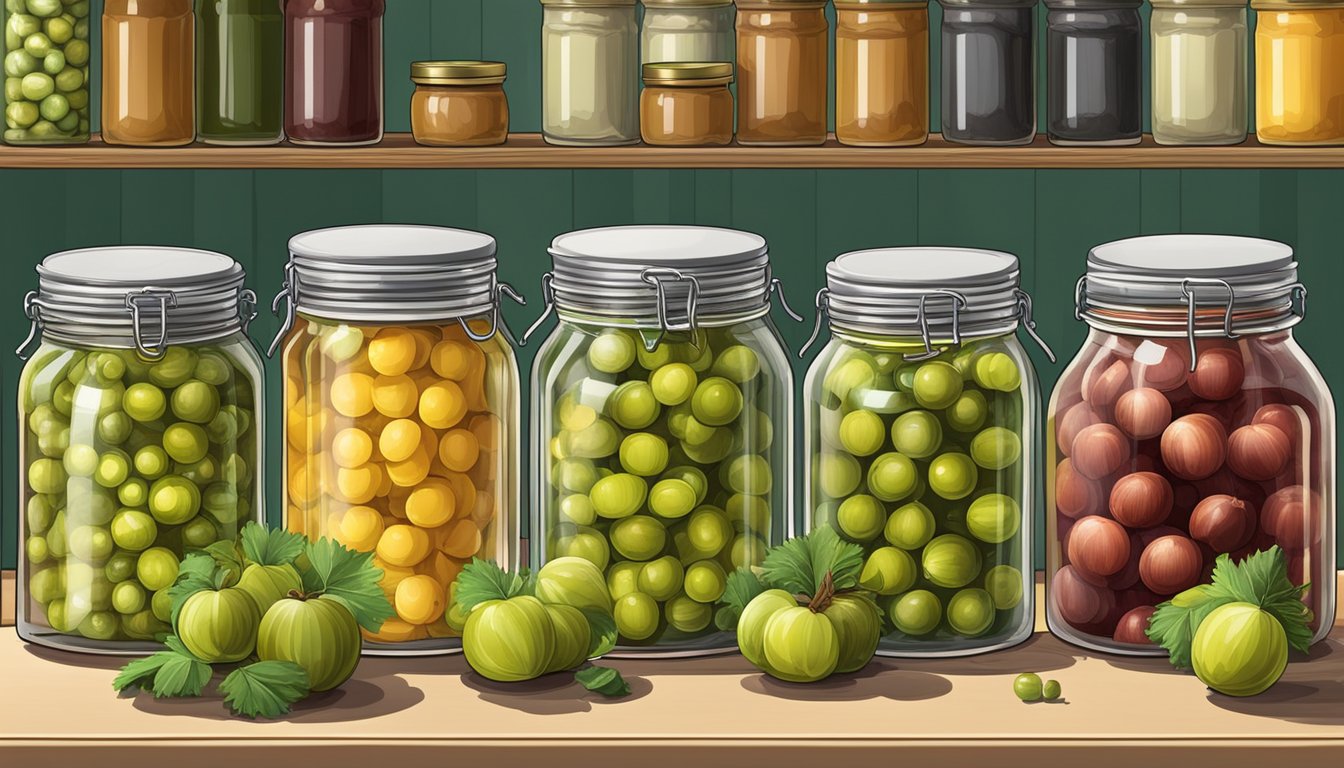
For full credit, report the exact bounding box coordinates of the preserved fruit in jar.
[2,0,93,145]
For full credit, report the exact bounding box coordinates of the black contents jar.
[939,0,1038,146]
[1045,0,1143,145]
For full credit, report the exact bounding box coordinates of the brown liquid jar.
[410,62,510,147]
[735,0,828,146]
[284,0,385,146]
[835,1,930,146]
[102,0,195,147]
[640,62,735,146]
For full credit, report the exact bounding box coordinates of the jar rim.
[642,62,734,84]
[411,60,507,85]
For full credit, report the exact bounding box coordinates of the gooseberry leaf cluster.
[456,557,538,611]
[113,636,214,699]
[717,568,767,630]
[1147,546,1312,669]
[760,527,865,600]
[300,538,397,632]
[241,524,308,567]
[219,661,313,720]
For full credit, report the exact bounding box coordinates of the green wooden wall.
[2,2,1340,569]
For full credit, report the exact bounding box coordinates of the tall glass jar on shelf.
[269,225,523,655]
[835,0,930,147]
[540,0,639,146]
[643,0,736,64]
[16,247,265,654]
[938,0,1038,146]
[1252,0,1344,146]
[1048,235,1336,654]
[103,0,195,147]
[283,0,385,146]
[802,248,1054,657]
[735,0,829,146]
[524,225,803,656]
[3,0,93,145]
[196,0,285,145]
[1150,0,1248,146]
[1044,0,1143,146]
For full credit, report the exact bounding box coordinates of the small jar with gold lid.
[410,61,510,147]
[640,62,734,146]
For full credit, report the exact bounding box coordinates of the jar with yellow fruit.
[269,225,524,655]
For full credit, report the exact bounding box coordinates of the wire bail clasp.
[1014,289,1057,363]
[239,289,259,333]
[798,288,831,359]
[639,267,701,352]
[1180,277,1240,371]
[521,272,558,347]
[124,288,179,362]
[266,261,298,358]
[462,277,527,346]
[904,290,969,362]
[16,291,44,360]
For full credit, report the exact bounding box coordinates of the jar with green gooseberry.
[3,0,93,145]
[15,247,264,653]
[524,225,802,656]
[801,248,1054,657]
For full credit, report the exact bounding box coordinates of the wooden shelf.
[3,574,1343,767]
[3,133,1344,170]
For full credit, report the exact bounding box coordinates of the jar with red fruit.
[1047,234,1335,655]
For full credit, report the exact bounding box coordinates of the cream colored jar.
[540,0,639,146]
[1150,0,1248,146]
[642,1,736,64]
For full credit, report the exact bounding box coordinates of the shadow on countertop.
[741,658,955,703]
[461,667,653,715]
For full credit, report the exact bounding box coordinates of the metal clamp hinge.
[461,278,527,346]
[799,288,831,359]
[15,291,44,360]
[905,290,969,362]
[521,272,557,347]
[1015,289,1057,363]
[124,288,179,362]
[1181,277,1239,371]
[639,267,701,352]
[266,262,298,358]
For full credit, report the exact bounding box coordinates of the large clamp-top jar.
[1048,236,1335,654]
[269,225,524,655]
[16,247,265,654]
[524,226,803,656]
[801,248,1055,657]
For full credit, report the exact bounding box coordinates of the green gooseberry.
[974,352,1022,392]
[26,535,50,565]
[839,409,886,457]
[928,453,978,500]
[859,547,916,595]
[966,494,1021,544]
[1013,672,1044,702]
[589,473,648,519]
[985,564,1025,610]
[891,410,944,460]
[588,330,636,374]
[970,426,1022,471]
[560,418,620,459]
[175,456,219,487]
[67,525,113,564]
[648,478,697,520]
[725,493,770,534]
[66,483,117,525]
[614,591,660,641]
[610,381,661,430]
[559,494,597,525]
[151,589,173,623]
[79,611,121,641]
[662,465,708,504]
[685,506,731,555]
[635,339,673,370]
[193,352,232,386]
[110,508,157,552]
[947,588,995,637]
[94,450,131,488]
[650,363,697,406]
[97,411,133,445]
[691,377,743,427]
[607,561,643,600]
[945,390,989,433]
[26,494,57,535]
[105,552,137,584]
[637,555,684,600]
[553,458,599,494]
[162,422,208,464]
[123,382,166,422]
[117,478,149,508]
[63,443,98,477]
[619,432,670,477]
[912,361,964,410]
[867,453,918,502]
[884,501,936,550]
[729,534,767,569]
[181,515,218,549]
[711,345,761,383]
[148,476,200,525]
[680,414,719,446]
[823,354,877,405]
[148,347,197,388]
[1043,679,1062,701]
[680,429,734,465]
[170,379,221,424]
[816,452,862,499]
[133,446,170,479]
[723,454,771,496]
[556,526,610,570]
[835,495,885,542]
[665,594,713,633]
[922,534,982,588]
[27,457,67,494]
[29,565,65,604]
[610,515,668,561]
[683,559,727,603]
[112,581,146,615]
[890,590,942,636]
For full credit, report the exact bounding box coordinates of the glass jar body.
[1254,7,1344,146]
[735,4,829,146]
[531,317,794,656]
[280,315,520,654]
[804,333,1038,657]
[1045,6,1143,146]
[835,4,930,147]
[1150,6,1248,146]
[640,83,734,146]
[2,0,93,145]
[283,0,385,146]
[542,5,639,146]
[195,0,284,146]
[642,3,736,64]
[102,0,195,147]
[18,334,265,653]
[1046,328,1336,654]
[410,82,509,147]
[940,6,1036,146]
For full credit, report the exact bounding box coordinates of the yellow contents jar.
[1253,0,1344,145]
[409,61,510,147]
[640,62,735,146]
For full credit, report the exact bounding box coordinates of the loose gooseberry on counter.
[970,427,1021,471]
[761,605,840,683]
[1109,472,1173,528]
[884,501,936,550]
[1114,387,1172,440]
[1069,423,1132,480]
[1188,495,1256,552]
[1188,347,1244,401]
[912,361,963,409]
[1226,424,1291,482]
[890,590,941,636]
[966,494,1021,544]
[840,409,887,456]
[824,593,883,674]
[928,453,978,500]
[1161,414,1227,481]
[1013,672,1044,702]
[1067,516,1131,578]
[1138,535,1203,596]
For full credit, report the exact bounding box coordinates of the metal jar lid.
[17,247,255,361]
[411,60,507,86]
[524,225,802,349]
[642,62,734,86]
[1077,235,1306,361]
[803,247,1055,362]
[267,225,524,355]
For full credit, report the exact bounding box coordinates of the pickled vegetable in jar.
[16,247,264,654]
[802,248,1053,657]
[3,0,93,145]
[525,226,802,655]
[271,225,523,654]
[1049,235,1336,655]
[102,0,195,147]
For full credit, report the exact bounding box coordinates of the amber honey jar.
[640,62,734,146]
[410,61,510,147]
[735,0,829,146]
[835,0,930,147]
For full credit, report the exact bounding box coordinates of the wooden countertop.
[2,572,1343,767]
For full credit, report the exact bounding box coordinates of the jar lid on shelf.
[411,61,507,86]
[1251,0,1344,9]
[645,0,734,5]
[1152,0,1246,8]
[642,62,734,85]
[21,247,254,359]
[540,0,636,6]
[937,0,1037,7]
[1078,234,1306,340]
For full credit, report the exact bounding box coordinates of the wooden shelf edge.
[3,134,1344,170]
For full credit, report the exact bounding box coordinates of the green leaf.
[220,661,312,719]
[240,523,307,568]
[301,538,396,632]
[1147,583,1236,669]
[760,528,865,599]
[455,558,537,612]
[1223,547,1315,655]
[113,654,173,694]
[204,539,246,586]
[114,638,214,699]
[575,666,631,698]
[582,609,618,658]
[760,536,814,597]
[717,568,766,631]
[167,553,229,628]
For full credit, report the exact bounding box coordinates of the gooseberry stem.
[807,572,836,613]
[286,589,314,602]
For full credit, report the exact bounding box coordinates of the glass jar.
[541,0,639,146]
[269,225,523,655]
[16,247,265,654]
[102,0,195,147]
[640,62,734,146]
[2,0,92,145]
[802,248,1054,657]
[1049,235,1336,655]
[196,0,284,146]
[410,61,509,147]
[1044,0,1142,146]
[735,0,829,146]
[284,0,385,146]
[939,0,1037,146]
[1254,0,1344,146]
[835,1,930,147]
[643,0,736,64]
[1151,0,1248,146]
[524,226,802,656]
